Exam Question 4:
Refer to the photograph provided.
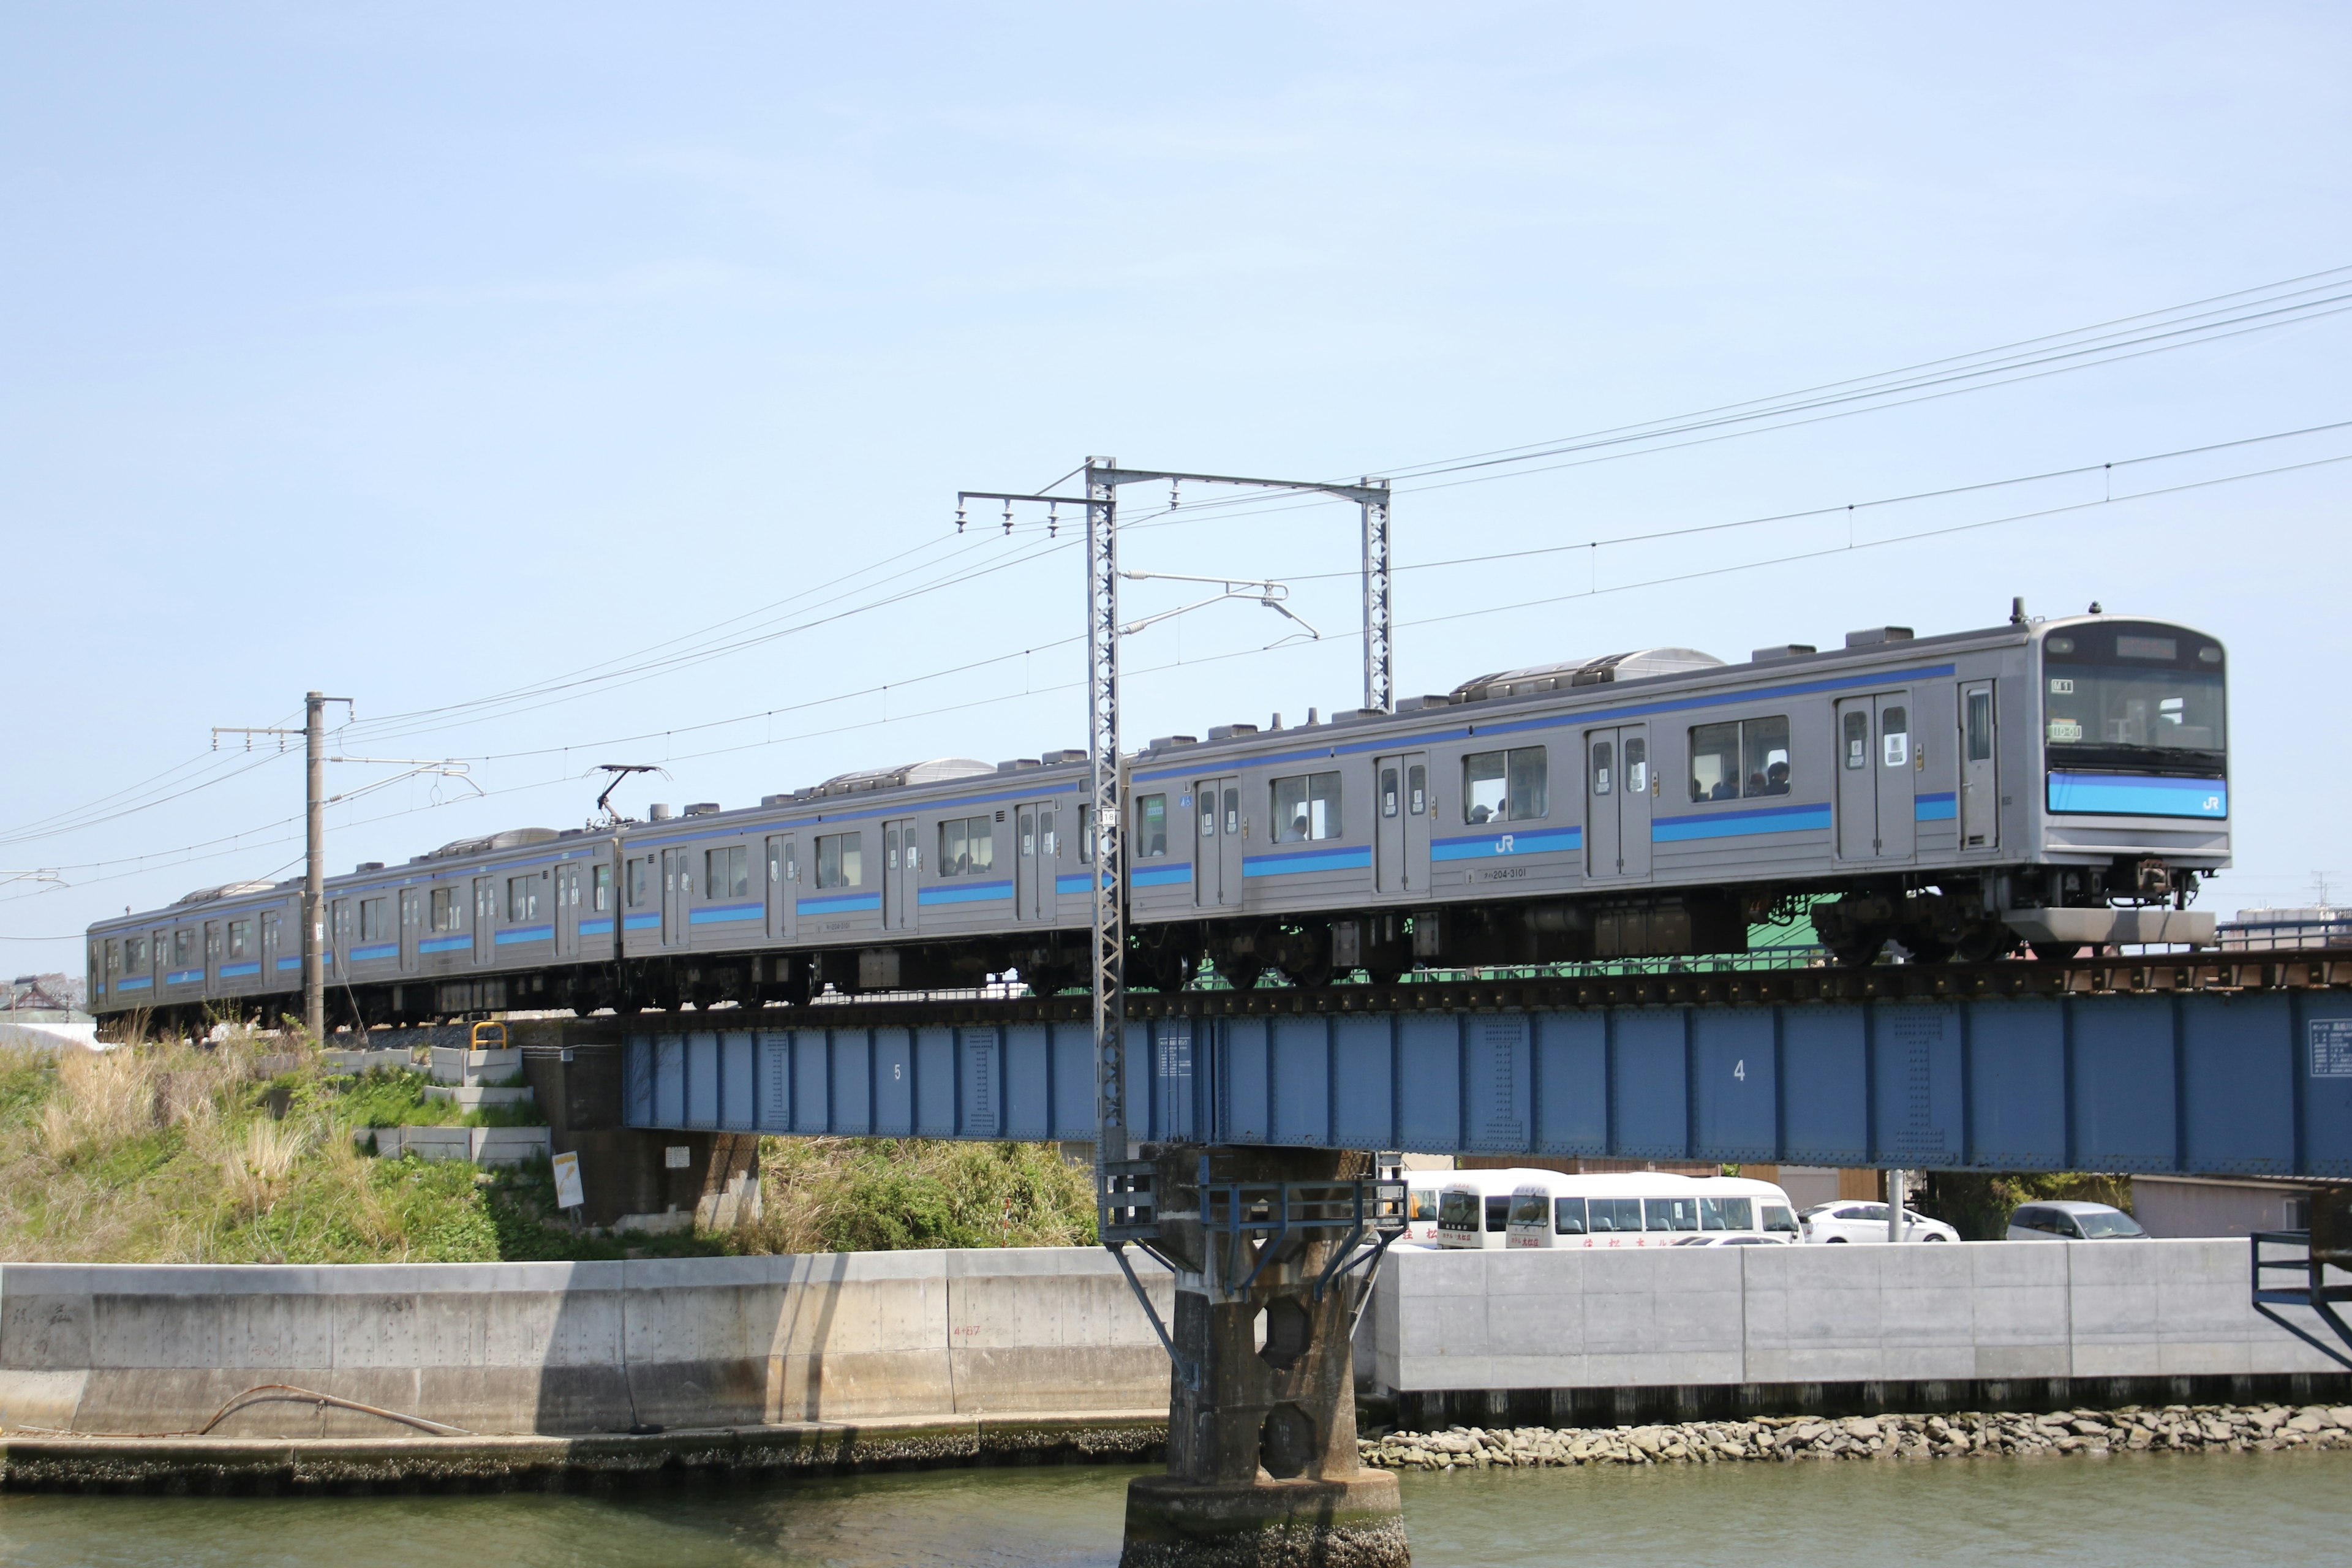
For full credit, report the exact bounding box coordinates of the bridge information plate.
[2312,1019,2352,1079]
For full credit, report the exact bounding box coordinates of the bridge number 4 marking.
[1733,1058,1746,1081]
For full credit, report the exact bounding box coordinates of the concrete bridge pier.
[1120,1145,1408,1568]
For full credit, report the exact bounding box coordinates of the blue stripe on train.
[797,892,881,914]
[165,968,203,985]
[1242,844,1373,878]
[114,976,152,992]
[579,919,613,937]
[1130,864,1191,889]
[493,925,552,946]
[2047,771,2226,818]
[689,902,764,925]
[217,961,259,978]
[1915,791,1957,822]
[1058,872,1114,894]
[1651,801,1831,842]
[350,943,399,962]
[623,913,661,931]
[418,935,470,954]
[919,879,1011,907]
[276,956,303,971]
[1431,826,1581,862]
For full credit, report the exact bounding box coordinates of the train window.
[1553,1197,1588,1235]
[816,832,863,889]
[1270,772,1341,842]
[227,920,251,959]
[124,935,147,971]
[1200,794,1216,839]
[1016,813,1032,859]
[1966,690,1994,763]
[1381,767,1400,819]
[1844,710,1869,768]
[331,902,352,946]
[706,846,748,899]
[1039,806,1056,859]
[1881,707,1909,768]
[593,865,612,911]
[1408,764,1427,815]
[1223,787,1240,836]
[1743,716,1790,795]
[938,815,997,876]
[1625,737,1648,795]
[1691,718,1790,800]
[1135,794,1169,858]
[431,888,461,932]
[1688,723,1738,800]
[1463,748,1546,823]
[360,899,388,941]
[1589,741,1612,797]
[1077,804,1093,863]
[627,859,649,907]
[506,878,540,922]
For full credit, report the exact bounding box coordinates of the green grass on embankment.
[0,1035,1094,1264]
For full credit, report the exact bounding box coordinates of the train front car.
[2005,616,2227,955]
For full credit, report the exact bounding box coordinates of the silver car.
[2006,1200,2147,1240]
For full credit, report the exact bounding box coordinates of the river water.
[0,1450,2341,1566]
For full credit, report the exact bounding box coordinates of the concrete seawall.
[0,1248,1172,1441]
[1367,1237,2352,1427]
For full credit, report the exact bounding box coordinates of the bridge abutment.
[1120,1145,1408,1568]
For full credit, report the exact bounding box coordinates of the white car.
[2005,1200,2147,1240]
[1798,1201,1959,1243]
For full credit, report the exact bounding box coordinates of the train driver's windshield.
[2043,626,2225,766]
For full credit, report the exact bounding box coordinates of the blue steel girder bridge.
[614,951,2352,1177]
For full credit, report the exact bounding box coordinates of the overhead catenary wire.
[323,266,2352,747]
[11,432,2333,927]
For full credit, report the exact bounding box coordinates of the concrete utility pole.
[303,691,326,1043]
[214,692,350,1042]
[1888,1167,1908,1243]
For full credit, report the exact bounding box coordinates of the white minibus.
[1401,1174,1447,1245]
[1435,1169,1559,1250]
[1505,1172,1801,1248]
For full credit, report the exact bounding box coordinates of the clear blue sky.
[6,4,2350,975]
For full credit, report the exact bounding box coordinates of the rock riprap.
[1360,1404,2352,1469]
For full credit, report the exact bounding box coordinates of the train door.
[472,878,495,963]
[765,834,798,942]
[399,888,422,972]
[1835,693,1916,861]
[1194,775,1245,910]
[1014,802,1057,921]
[203,921,221,987]
[883,819,918,932]
[662,848,691,947]
[555,864,581,957]
[1586,726,1652,878]
[261,910,281,982]
[1374,752,1431,895]
[1959,680,1999,850]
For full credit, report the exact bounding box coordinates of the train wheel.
[1221,958,1264,992]
[1826,933,1886,967]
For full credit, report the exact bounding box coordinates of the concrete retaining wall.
[1367,1238,2352,1422]
[0,1248,1172,1441]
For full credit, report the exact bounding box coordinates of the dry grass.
[0,1032,525,1264]
[0,1035,1098,1264]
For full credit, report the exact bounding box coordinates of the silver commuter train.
[86,611,2230,1028]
